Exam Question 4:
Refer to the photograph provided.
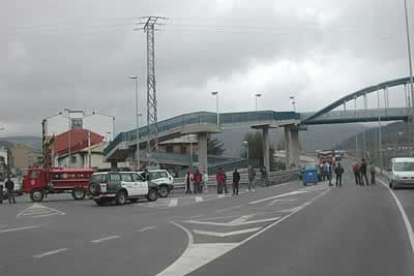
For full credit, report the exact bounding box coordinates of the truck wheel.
[115,191,127,205]
[146,188,158,202]
[158,185,170,198]
[72,187,86,200]
[30,189,44,202]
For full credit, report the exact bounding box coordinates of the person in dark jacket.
[360,159,369,186]
[5,177,16,204]
[334,163,344,187]
[232,168,240,195]
[0,184,3,204]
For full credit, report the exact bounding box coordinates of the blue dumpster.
[301,164,319,186]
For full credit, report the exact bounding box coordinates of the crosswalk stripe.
[168,199,178,207]
[195,197,204,202]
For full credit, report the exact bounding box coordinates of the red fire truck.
[23,167,94,202]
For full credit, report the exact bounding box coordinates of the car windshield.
[394,162,414,172]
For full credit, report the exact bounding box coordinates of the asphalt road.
[0,162,414,276]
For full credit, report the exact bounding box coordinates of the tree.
[241,132,276,170]
[207,137,225,155]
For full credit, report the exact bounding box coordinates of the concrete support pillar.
[284,127,291,169]
[198,133,208,174]
[289,127,300,169]
[262,127,270,173]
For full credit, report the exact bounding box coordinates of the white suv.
[138,169,174,198]
[389,157,414,189]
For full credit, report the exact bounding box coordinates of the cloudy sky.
[0,0,412,136]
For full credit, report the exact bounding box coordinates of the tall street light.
[403,0,414,111]
[290,96,296,112]
[211,92,220,127]
[130,75,140,171]
[255,93,262,111]
[243,140,249,167]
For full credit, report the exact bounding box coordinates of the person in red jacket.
[193,169,202,194]
[216,168,227,194]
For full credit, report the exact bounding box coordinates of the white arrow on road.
[193,227,261,237]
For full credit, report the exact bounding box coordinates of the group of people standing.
[184,166,267,196]
[352,158,376,186]
[185,169,209,194]
[319,161,344,187]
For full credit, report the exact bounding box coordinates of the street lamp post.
[64,108,73,168]
[211,92,220,127]
[243,140,249,167]
[290,96,296,112]
[130,75,140,171]
[255,93,262,111]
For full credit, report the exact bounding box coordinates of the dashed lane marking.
[168,199,178,207]
[33,248,69,259]
[91,235,121,244]
[137,226,157,233]
[215,205,242,213]
[185,217,281,227]
[249,190,309,205]
[195,197,204,202]
[0,225,42,234]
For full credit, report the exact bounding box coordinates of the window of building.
[166,145,173,153]
[70,155,77,164]
[181,146,187,154]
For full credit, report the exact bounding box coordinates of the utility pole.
[135,16,167,168]
[403,0,414,147]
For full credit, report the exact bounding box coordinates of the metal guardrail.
[172,169,300,190]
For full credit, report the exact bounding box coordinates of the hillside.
[214,123,368,157]
[0,136,42,149]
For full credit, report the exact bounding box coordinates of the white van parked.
[389,157,414,189]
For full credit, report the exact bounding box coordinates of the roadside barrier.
[172,169,300,191]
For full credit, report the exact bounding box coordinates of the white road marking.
[215,205,242,213]
[168,199,178,207]
[266,198,297,207]
[31,213,61,219]
[137,226,157,233]
[91,235,121,243]
[0,225,42,234]
[33,248,69,258]
[249,190,308,205]
[229,214,255,225]
[189,214,205,219]
[17,203,65,218]
[185,217,281,227]
[195,196,204,202]
[193,227,262,237]
[159,189,330,276]
[379,179,414,253]
[0,225,8,229]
